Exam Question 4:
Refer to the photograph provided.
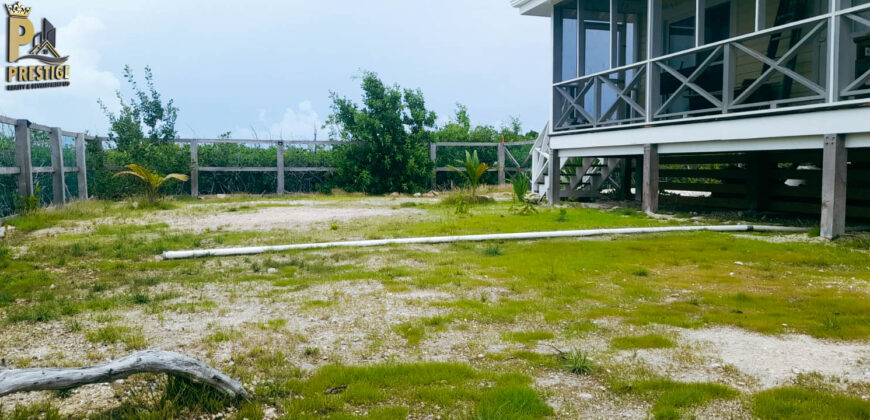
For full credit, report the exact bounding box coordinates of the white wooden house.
[514,0,870,238]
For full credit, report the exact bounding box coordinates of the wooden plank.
[190,139,198,198]
[174,139,352,146]
[276,142,285,195]
[643,144,659,212]
[661,195,747,209]
[15,119,33,197]
[660,168,747,179]
[435,142,501,148]
[660,153,748,164]
[821,134,847,239]
[660,182,747,194]
[0,167,21,175]
[75,133,88,199]
[50,127,66,204]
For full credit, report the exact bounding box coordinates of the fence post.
[190,139,199,197]
[75,133,88,199]
[49,127,67,204]
[276,141,285,195]
[14,119,33,198]
[497,142,506,185]
[429,143,437,190]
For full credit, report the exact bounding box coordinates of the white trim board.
[550,107,870,153]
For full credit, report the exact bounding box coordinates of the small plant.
[455,198,470,216]
[556,208,568,222]
[483,244,502,256]
[447,150,490,199]
[561,349,593,375]
[303,347,320,357]
[510,173,537,215]
[113,164,189,205]
[14,185,42,215]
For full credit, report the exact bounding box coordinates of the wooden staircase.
[530,124,624,202]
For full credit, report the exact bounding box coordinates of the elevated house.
[513,0,870,238]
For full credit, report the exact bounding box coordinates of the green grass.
[280,362,552,419]
[611,334,676,350]
[85,325,147,350]
[752,387,870,420]
[619,379,739,420]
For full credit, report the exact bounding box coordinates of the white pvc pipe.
[162,225,808,260]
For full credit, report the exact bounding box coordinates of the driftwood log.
[0,350,250,399]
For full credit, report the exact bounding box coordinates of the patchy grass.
[611,334,676,350]
[752,387,870,420]
[280,362,552,419]
[619,379,739,420]
[85,325,147,350]
[3,195,870,418]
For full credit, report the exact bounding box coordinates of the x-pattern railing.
[654,46,724,119]
[554,62,647,131]
[842,12,870,97]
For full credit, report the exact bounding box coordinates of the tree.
[99,65,179,152]
[327,71,436,194]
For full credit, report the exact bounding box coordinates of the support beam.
[645,0,662,123]
[620,158,632,200]
[276,141,285,195]
[746,151,770,211]
[190,139,199,198]
[75,133,88,200]
[696,0,706,47]
[755,0,766,32]
[14,119,33,198]
[610,0,619,68]
[497,142,506,185]
[49,127,66,205]
[820,134,847,239]
[430,143,438,189]
[548,148,561,205]
[642,144,659,213]
[634,157,643,201]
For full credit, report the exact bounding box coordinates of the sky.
[3,1,551,139]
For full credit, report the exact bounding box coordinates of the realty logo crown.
[5,2,29,17]
[6,1,68,64]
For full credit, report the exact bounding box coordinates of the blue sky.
[4,1,550,139]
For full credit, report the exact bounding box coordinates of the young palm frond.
[114,164,189,204]
[446,150,490,198]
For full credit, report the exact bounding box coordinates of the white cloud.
[238,101,320,140]
[0,14,120,135]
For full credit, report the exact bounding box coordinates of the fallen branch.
[0,350,250,399]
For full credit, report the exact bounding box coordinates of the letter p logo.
[7,14,34,62]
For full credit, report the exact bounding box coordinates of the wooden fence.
[0,116,534,211]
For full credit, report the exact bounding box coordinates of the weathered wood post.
[620,158,632,200]
[547,148,560,205]
[14,119,33,198]
[75,133,88,200]
[746,152,770,211]
[430,143,437,190]
[820,134,847,239]
[642,144,659,213]
[276,141,285,195]
[49,127,67,204]
[497,142,506,186]
[190,139,199,198]
[634,157,643,201]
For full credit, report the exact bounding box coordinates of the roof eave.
[511,0,552,17]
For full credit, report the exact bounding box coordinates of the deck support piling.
[820,134,847,239]
[746,151,770,211]
[548,148,560,205]
[49,127,67,204]
[642,144,659,213]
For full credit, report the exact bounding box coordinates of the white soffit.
[511,0,552,17]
